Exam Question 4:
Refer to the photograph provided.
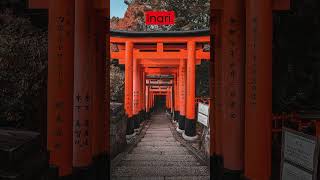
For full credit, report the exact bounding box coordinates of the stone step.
[138,141,179,146]
[111,176,210,180]
[145,132,173,136]
[130,149,189,155]
[146,129,171,131]
[111,177,163,180]
[132,146,188,153]
[143,134,173,138]
[123,154,197,162]
[117,160,201,167]
[146,131,172,134]
[140,138,176,142]
[112,166,209,177]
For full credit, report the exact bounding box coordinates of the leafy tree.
[110,64,125,102]
[0,11,47,126]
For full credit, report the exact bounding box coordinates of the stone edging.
[110,118,153,170]
[169,118,209,166]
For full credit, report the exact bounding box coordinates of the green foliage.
[0,11,47,123]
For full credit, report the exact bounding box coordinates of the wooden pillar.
[220,0,245,176]
[47,0,74,177]
[141,71,146,119]
[73,0,93,169]
[184,41,198,140]
[105,4,110,177]
[245,0,272,179]
[133,59,140,129]
[170,84,174,112]
[92,8,108,179]
[125,41,135,137]
[174,74,179,121]
[316,121,320,137]
[146,81,149,113]
[176,73,180,120]
[177,59,186,133]
[211,9,224,179]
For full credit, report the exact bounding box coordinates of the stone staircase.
[111,113,210,180]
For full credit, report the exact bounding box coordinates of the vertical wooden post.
[177,59,186,133]
[174,74,179,121]
[73,0,93,171]
[47,0,74,177]
[125,41,135,137]
[211,9,224,179]
[146,81,149,114]
[133,59,140,129]
[245,0,272,179]
[176,73,180,120]
[184,41,198,141]
[92,8,108,179]
[141,71,146,121]
[220,0,245,177]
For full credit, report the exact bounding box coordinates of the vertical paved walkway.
[111,113,210,180]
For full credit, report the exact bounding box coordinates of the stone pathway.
[111,113,210,180]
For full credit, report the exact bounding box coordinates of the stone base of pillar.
[72,165,94,180]
[140,110,145,122]
[176,126,185,134]
[126,116,134,135]
[211,155,224,180]
[183,119,198,141]
[178,115,185,131]
[133,114,140,129]
[222,169,242,180]
[58,175,72,180]
[126,131,136,140]
[173,111,179,121]
[92,153,108,180]
[182,132,198,141]
[146,112,150,120]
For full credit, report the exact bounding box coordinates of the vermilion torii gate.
[28,0,292,179]
[29,0,109,179]
[110,31,210,140]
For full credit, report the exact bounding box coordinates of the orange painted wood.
[105,5,110,156]
[133,59,140,115]
[186,41,196,119]
[91,9,107,157]
[47,0,74,176]
[212,10,223,157]
[28,0,48,9]
[73,0,93,167]
[111,50,209,61]
[110,36,210,43]
[245,0,273,179]
[210,0,290,11]
[316,121,320,137]
[125,42,134,118]
[272,0,291,10]
[29,0,108,10]
[220,0,245,171]
[89,8,99,158]
[179,59,186,117]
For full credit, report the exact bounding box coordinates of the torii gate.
[211,0,291,179]
[110,30,210,140]
[29,0,109,179]
[28,0,292,179]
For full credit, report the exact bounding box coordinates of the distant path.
[111,112,210,180]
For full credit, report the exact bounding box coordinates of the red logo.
[145,11,175,25]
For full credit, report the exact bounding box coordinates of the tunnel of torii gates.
[110,30,210,141]
[28,0,292,179]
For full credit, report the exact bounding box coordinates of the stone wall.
[110,103,127,158]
